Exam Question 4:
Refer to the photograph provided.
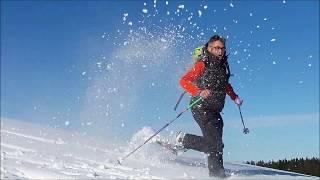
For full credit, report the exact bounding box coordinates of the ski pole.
[238,106,249,134]
[117,97,203,165]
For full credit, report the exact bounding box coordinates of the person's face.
[207,40,226,59]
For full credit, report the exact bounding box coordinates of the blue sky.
[1,1,319,162]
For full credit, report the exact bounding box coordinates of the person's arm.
[180,61,205,96]
[226,83,243,106]
[225,83,238,100]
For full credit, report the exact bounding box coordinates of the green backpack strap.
[173,91,187,111]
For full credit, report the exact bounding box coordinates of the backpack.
[192,46,205,62]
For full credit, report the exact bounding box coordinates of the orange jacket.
[180,61,238,100]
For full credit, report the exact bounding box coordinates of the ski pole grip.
[187,97,203,109]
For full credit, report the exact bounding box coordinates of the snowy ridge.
[1,118,317,179]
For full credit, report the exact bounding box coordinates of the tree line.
[246,157,319,177]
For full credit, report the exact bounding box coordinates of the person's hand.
[199,89,211,99]
[234,96,243,106]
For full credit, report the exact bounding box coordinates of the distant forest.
[246,157,320,177]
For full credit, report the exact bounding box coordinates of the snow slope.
[1,118,317,179]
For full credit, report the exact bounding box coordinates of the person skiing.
[178,35,243,178]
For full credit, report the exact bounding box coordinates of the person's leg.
[181,103,225,177]
[181,104,211,153]
[205,113,225,177]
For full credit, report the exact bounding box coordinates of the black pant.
[182,103,225,175]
